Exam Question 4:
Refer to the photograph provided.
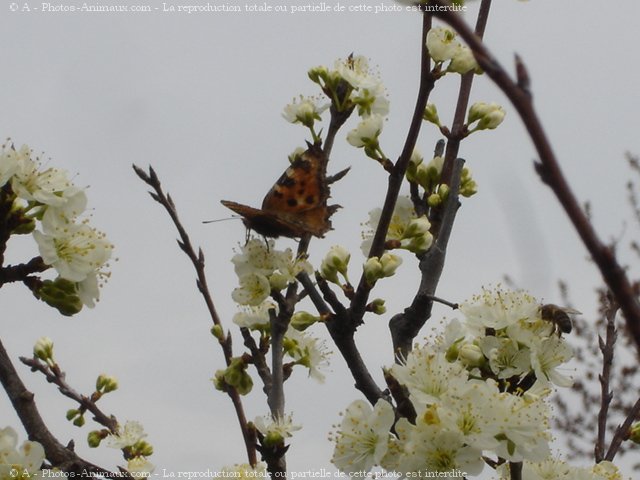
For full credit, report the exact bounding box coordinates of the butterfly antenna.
[202,216,241,224]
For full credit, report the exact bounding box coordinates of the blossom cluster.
[361,196,434,256]
[0,426,45,479]
[495,457,624,480]
[426,26,479,75]
[232,301,331,383]
[0,140,113,314]
[283,54,389,152]
[105,421,154,475]
[330,287,586,477]
[231,239,312,306]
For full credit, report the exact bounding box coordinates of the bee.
[539,304,581,336]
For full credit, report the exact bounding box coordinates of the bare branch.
[0,339,118,475]
[133,164,256,466]
[595,297,619,462]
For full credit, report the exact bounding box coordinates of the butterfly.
[221,143,343,238]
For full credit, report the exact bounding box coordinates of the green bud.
[404,216,431,238]
[364,257,384,287]
[223,358,253,395]
[263,431,285,448]
[308,65,328,85]
[460,167,477,197]
[438,184,450,201]
[66,409,79,421]
[133,440,154,457]
[96,374,118,393]
[211,324,224,341]
[212,370,227,391]
[73,415,85,427]
[467,102,505,132]
[427,193,442,208]
[423,103,441,126]
[320,245,351,285]
[290,311,320,331]
[402,233,433,255]
[629,422,640,444]
[406,149,423,184]
[33,337,54,363]
[370,298,386,315]
[87,430,105,448]
[37,278,83,316]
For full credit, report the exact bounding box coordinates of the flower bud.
[211,324,224,341]
[402,233,433,255]
[405,148,424,183]
[427,193,442,208]
[34,337,54,364]
[423,103,441,126]
[364,257,384,286]
[629,422,640,444]
[290,311,320,331]
[468,102,505,131]
[459,167,477,195]
[66,409,79,421]
[213,370,227,391]
[459,343,484,367]
[224,358,253,395]
[426,27,458,63]
[132,440,154,457]
[380,253,402,277]
[88,430,107,448]
[96,374,118,393]
[448,45,478,74]
[404,216,431,238]
[37,278,83,316]
[320,245,351,285]
[369,298,386,315]
[307,65,328,84]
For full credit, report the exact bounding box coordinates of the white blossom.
[331,400,395,473]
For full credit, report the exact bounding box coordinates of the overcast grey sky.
[2,1,640,477]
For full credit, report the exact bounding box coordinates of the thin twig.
[20,356,118,432]
[595,297,618,462]
[0,339,118,475]
[605,395,640,462]
[132,164,256,466]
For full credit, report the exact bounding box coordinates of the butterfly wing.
[221,144,338,238]
[260,146,329,214]
[220,200,300,238]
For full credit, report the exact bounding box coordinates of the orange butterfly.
[221,143,341,238]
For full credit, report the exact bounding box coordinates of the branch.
[349,11,436,327]
[595,297,618,462]
[605,395,640,462]
[298,273,385,404]
[432,0,640,354]
[390,158,464,357]
[440,0,493,185]
[0,256,48,287]
[132,165,256,466]
[20,356,118,432]
[0,338,117,475]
